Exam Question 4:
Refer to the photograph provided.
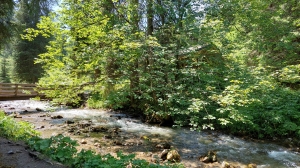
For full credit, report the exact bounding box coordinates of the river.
[1,100,300,168]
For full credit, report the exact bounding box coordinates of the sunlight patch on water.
[268,151,300,168]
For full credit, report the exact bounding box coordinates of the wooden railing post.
[15,84,18,97]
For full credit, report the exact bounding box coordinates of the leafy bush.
[73,150,182,168]
[27,135,78,164]
[0,111,39,140]
[212,67,300,138]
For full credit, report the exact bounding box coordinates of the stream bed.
[1,100,300,168]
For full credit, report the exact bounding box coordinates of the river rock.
[140,135,150,141]
[65,120,75,124]
[221,161,236,168]
[160,149,170,160]
[114,140,123,146]
[166,149,180,162]
[7,150,14,154]
[104,135,113,139]
[151,154,160,163]
[94,142,101,147]
[110,127,121,133]
[80,129,89,133]
[247,164,257,168]
[36,107,43,111]
[91,126,108,133]
[123,141,134,146]
[78,121,92,128]
[67,126,76,133]
[199,151,217,163]
[9,112,21,118]
[51,115,63,119]
[160,149,181,162]
[155,142,171,149]
[81,139,87,144]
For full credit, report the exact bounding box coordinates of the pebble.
[94,143,101,147]
[81,139,87,144]
[7,150,14,154]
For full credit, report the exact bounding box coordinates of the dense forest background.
[1,0,300,139]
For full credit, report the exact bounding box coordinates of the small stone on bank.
[7,150,14,154]
[81,139,87,144]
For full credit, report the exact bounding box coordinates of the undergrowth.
[0,111,40,140]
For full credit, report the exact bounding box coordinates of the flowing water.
[1,100,300,168]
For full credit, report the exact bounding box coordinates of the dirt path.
[0,137,66,168]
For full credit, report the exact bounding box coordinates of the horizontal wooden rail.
[0,83,42,100]
[0,82,94,100]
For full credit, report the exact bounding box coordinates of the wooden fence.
[0,83,41,100]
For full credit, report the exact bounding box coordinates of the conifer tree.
[13,0,53,83]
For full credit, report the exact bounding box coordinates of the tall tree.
[0,0,14,47]
[13,0,53,83]
[0,57,10,83]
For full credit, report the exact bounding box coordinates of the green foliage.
[212,67,300,138]
[22,0,300,140]
[37,69,84,105]
[27,135,78,164]
[0,44,15,82]
[28,134,182,168]
[72,150,183,168]
[0,111,40,140]
[0,57,11,83]
[0,0,14,47]
[12,0,54,83]
[276,64,300,86]
[74,150,135,168]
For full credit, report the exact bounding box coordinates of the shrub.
[0,111,39,140]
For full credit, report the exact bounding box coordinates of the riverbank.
[1,100,300,168]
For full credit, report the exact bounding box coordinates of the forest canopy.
[2,0,300,139]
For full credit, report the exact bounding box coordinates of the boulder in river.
[166,149,180,162]
[36,108,43,111]
[51,115,63,119]
[65,120,75,124]
[199,151,217,163]
[160,149,170,160]
[160,149,180,162]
